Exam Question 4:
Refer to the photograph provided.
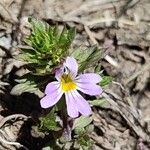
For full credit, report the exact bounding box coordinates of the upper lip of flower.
[40,56,103,118]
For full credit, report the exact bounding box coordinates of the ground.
[0,0,150,150]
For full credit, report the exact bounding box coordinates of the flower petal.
[45,81,60,95]
[76,73,102,83]
[40,88,63,108]
[77,83,102,96]
[64,57,78,77]
[55,66,65,81]
[65,92,79,118]
[71,90,92,116]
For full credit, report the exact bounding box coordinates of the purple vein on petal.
[40,88,63,108]
[65,91,79,118]
[64,57,78,77]
[45,81,60,95]
[71,90,92,116]
[75,73,102,84]
[77,83,103,96]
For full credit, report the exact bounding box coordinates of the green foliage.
[10,78,38,95]
[13,17,112,150]
[13,18,76,95]
[72,46,101,72]
[72,116,92,130]
[73,116,93,149]
[100,75,113,87]
[77,133,92,150]
[39,108,60,131]
[10,74,51,96]
[18,18,75,75]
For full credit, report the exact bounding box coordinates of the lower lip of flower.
[61,74,77,92]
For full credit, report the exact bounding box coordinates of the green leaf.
[72,46,101,72]
[67,27,76,46]
[80,47,101,71]
[72,116,92,130]
[39,108,59,131]
[71,48,93,63]
[86,124,94,133]
[100,75,113,87]
[74,127,85,136]
[17,53,38,63]
[77,134,92,149]
[59,26,68,44]
[10,80,38,95]
[89,99,107,107]
[18,18,76,75]
[58,26,75,54]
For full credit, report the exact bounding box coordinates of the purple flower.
[40,57,103,118]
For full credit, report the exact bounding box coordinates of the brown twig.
[84,25,98,45]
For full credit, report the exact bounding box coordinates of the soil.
[0,0,150,150]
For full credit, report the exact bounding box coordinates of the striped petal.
[76,73,102,83]
[64,57,78,78]
[45,81,60,95]
[77,83,102,96]
[71,90,92,116]
[40,88,63,108]
[65,92,79,118]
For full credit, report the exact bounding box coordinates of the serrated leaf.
[79,47,101,72]
[72,116,92,130]
[66,27,76,47]
[19,18,75,75]
[74,127,85,135]
[39,108,59,131]
[10,80,37,95]
[17,53,38,63]
[59,26,75,51]
[71,48,92,63]
[15,78,27,83]
[72,46,101,72]
[59,26,68,44]
[77,134,91,149]
[86,124,94,133]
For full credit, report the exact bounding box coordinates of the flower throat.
[61,74,77,92]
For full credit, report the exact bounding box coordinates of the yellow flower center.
[61,74,77,92]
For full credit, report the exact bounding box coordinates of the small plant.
[12,18,112,149]
[18,18,75,75]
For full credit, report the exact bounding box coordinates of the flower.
[40,57,102,118]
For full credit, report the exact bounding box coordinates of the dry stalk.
[102,92,150,143]
[125,61,150,85]
[0,114,29,150]
[0,129,29,150]
[0,114,29,128]
[84,25,119,68]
